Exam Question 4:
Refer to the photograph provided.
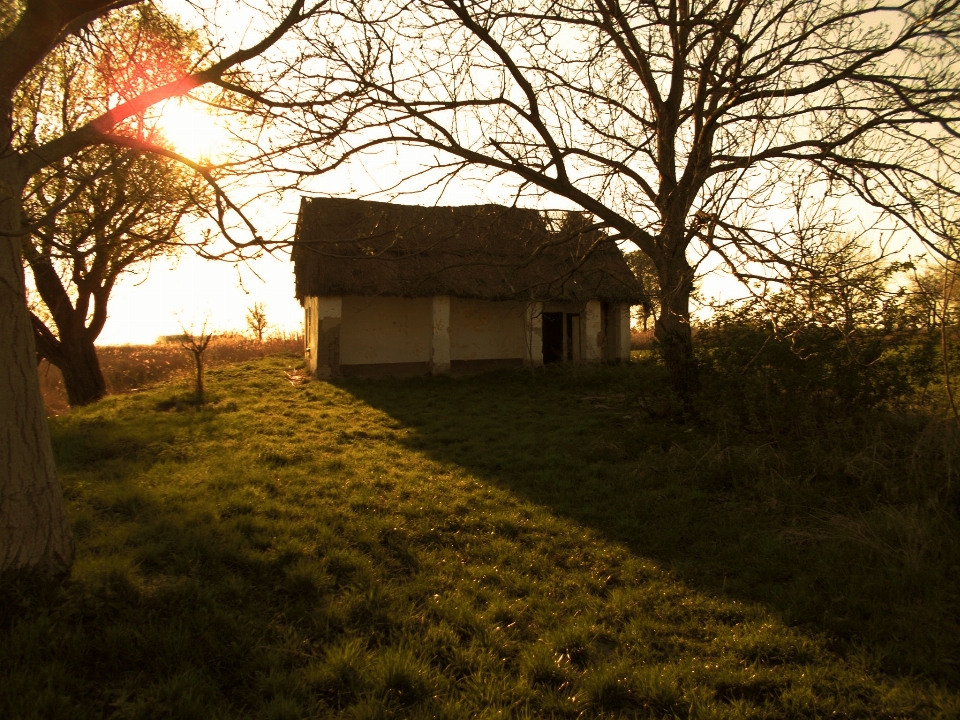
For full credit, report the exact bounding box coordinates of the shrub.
[697,311,937,429]
[695,267,939,431]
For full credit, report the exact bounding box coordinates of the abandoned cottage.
[292,197,645,378]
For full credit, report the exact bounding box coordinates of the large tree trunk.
[654,251,700,401]
[24,241,108,407]
[57,336,106,406]
[0,166,75,580]
[34,323,107,406]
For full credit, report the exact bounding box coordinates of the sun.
[155,99,228,163]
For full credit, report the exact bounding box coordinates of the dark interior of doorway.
[542,312,563,363]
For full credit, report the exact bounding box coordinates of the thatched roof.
[292,197,646,304]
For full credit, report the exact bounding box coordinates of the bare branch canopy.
[256,0,960,392]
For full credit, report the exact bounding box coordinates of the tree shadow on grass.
[6,358,955,719]
[340,364,960,687]
[1,401,335,717]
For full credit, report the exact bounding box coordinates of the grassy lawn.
[3,355,958,718]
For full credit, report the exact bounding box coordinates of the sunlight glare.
[156,100,227,162]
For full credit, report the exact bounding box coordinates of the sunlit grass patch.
[39,334,304,415]
[2,356,958,717]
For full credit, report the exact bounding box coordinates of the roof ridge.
[292,198,647,304]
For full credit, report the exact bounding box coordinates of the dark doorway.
[542,312,563,363]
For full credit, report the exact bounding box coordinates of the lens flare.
[156,100,226,162]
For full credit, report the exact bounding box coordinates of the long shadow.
[3,393,355,716]
[13,379,493,715]
[7,359,953,718]
[340,364,958,686]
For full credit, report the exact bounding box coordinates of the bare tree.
[246,301,269,344]
[180,322,214,403]
[271,0,960,397]
[24,149,209,406]
[939,262,960,427]
[0,0,324,580]
[18,6,211,408]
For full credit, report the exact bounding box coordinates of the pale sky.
[95,238,303,345]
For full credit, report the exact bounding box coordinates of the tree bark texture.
[27,247,109,406]
[0,167,74,579]
[654,250,700,401]
[54,337,106,407]
[193,351,204,402]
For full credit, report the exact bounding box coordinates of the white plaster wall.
[316,296,343,378]
[339,296,432,365]
[450,298,526,361]
[582,300,603,362]
[617,303,632,361]
[303,296,319,374]
[570,314,582,361]
[430,296,451,373]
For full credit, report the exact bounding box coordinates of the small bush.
[630,327,657,350]
[696,306,938,432]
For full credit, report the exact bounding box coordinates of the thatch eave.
[292,197,647,305]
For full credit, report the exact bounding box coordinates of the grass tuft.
[308,638,369,706]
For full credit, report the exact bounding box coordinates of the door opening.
[542,312,563,363]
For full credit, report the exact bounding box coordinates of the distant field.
[4,356,958,718]
[38,334,304,415]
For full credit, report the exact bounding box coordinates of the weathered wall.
[582,300,603,362]
[303,296,343,378]
[606,302,631,362]
[340,296,432,365]
[431,296,451,374]
[450,298,526,361]
[302,296,319,375]
[306,294,631,375]
[524,302,543,366]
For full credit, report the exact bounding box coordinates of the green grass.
[3,355,958,718]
